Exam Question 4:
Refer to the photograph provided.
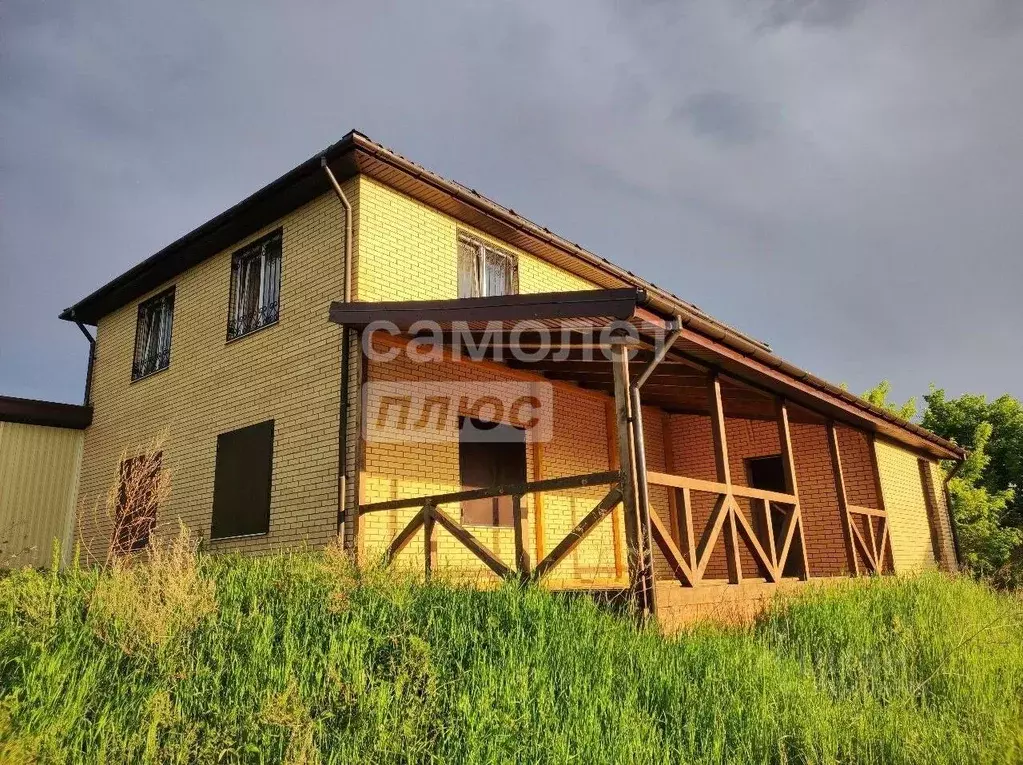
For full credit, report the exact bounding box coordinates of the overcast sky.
[2,0,1021,410]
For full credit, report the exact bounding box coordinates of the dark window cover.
[458,417,526,527]
[211,420,275,539]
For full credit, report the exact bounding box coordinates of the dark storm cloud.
[672,91,769,145]
[2,0,1021,408]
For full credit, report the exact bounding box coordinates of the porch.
[328,289,955,620]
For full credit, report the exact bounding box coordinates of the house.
[55,130,963,622]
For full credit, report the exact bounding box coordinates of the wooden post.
[827,422,860,577]
[611,342,648,615]
[605,400,625,580]
[776,398,809,579]
[629,385,658,616]
[707,373,731,486]
[707,372,740,584]
[662,412,681,545]
[423,504,437,579]
[512,494,530,578]
[531,442,546,563]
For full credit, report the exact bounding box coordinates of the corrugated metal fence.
[0,421,83,568]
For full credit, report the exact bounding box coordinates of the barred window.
[132,288,174,381]
[457,236,518,299]
[228,229,282,340]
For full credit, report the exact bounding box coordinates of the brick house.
[59,130,964,621]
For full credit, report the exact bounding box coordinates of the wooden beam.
[695,494,730,581]
[532,442,546,563]
[648,510,695,586]
[849,519,878,573]
[430,506,513,578]
[382,506,427,565]
[423,504,437,579]
[359,470,620,513]
[732,501,778,582]
[724,499,742,585]
[662,411,681,545]
[847,505,887,518]
[646,472,795,504]
[533,487,624,581]
[707,372,731,486]
[827,423,860,577]
[758,498,778,574]
[679,486,697,573]
[512,494,530,577]
[776,398,809,579]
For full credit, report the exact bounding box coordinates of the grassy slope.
[0,543,1021,764]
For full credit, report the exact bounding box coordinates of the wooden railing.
[646,472,805,586]
[359,470,623,582]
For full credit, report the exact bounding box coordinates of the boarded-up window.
[211,420,274,539]
[457,236,517,299]
[113,452,162,554]
[459,417,526,527]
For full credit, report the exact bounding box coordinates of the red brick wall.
[663,414,860,578]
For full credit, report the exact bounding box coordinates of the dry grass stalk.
[90,520,216,653]
[76,435,171,568]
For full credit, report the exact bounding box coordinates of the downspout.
[628,316,683,617]
[942,458,965,570]
[322,157,354,539]
[72,313,96,406]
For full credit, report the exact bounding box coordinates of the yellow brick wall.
[76,182,356,558]
[874,439,942,573]
[354,176,594,302]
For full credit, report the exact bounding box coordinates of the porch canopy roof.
[328,289,963,461]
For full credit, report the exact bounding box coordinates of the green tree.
[923,387,1023,527]
[945,422,1021,584]
[862,380,917,421]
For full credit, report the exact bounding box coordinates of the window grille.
[132,289,174,381]
[457,236,517,299]
[228,230,282,340]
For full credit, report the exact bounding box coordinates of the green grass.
[1,543,1021,764]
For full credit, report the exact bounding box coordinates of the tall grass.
[1,539,1020,764]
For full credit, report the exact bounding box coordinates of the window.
[113,452,162,554]
[132,289,175,381]
[228,229,282,340]
[457,236,518,299]
[211,420,274,539]
[458,416,526,527]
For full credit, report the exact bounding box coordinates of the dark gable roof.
[0,396,92,430]
[57,130,963,459]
